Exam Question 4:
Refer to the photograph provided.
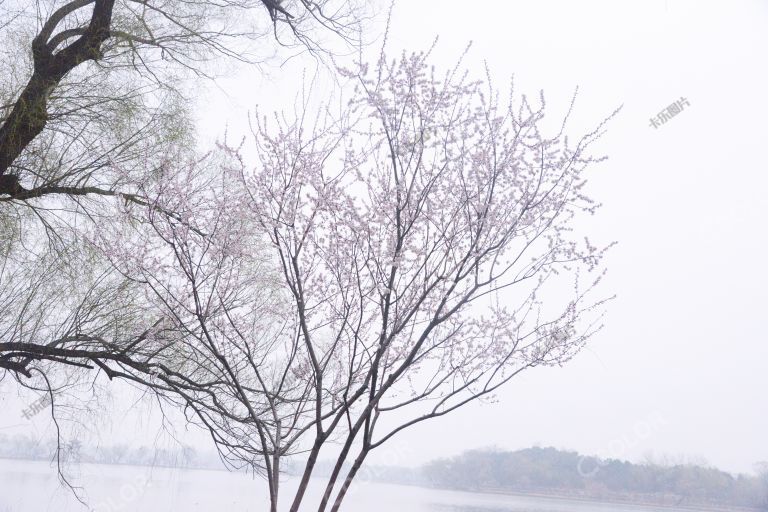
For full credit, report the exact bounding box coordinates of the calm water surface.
[0,459,714,512]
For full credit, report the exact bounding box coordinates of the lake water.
[0,459,713,512]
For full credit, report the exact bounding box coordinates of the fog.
[1,0,766,510]
[192,0,768,475]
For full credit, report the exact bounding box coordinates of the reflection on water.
[0,459,713,512]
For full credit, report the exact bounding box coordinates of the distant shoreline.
[1,457,760,512]
[0,455,228,473]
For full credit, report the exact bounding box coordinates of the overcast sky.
[2,0,766,476]
[193,0,768,475]
[196,0,768,471]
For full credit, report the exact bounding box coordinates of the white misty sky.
[1,0,766,476]
[193,0,768,475]
[381,0,767,475]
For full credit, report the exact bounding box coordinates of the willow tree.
[0,0,368,494]
[0,0,366,393]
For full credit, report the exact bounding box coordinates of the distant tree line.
[0,433,221,469]
[6,435,764,510]
[422,447,768,510]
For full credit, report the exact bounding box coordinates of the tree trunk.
[315,424,365,512]
[0,0,116,177]
[0,72,56,176]
[288,438,324,512]
[271,452,280,512]
[328,450,368,512]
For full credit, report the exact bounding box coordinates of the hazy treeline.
[423,447,768,510]
[0,434,222,469]
[0,434,415,479]
[5,435,765,510]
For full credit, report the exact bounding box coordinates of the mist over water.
[0,460,713,512]
[1,1,767,511]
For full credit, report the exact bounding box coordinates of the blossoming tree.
[98,44,617,510]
